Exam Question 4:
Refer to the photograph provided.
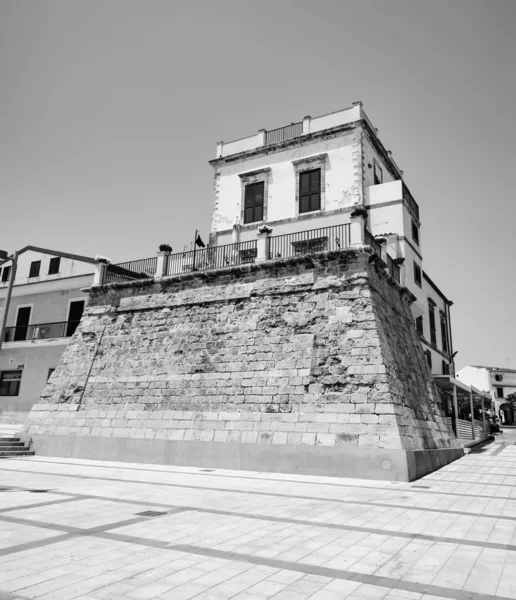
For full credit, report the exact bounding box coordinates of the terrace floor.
[1,441,516,600]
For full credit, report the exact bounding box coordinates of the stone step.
[0,450,35,457]
[0,443,26,449]
[0,437,21,443]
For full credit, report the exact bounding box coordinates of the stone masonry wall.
[24,249,459,456]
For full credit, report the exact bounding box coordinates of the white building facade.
[0,246,95,422]
[209,103,454,376]
[457,365,516,424]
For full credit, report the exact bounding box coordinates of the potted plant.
[350,207,368,219]
[159,244,172,253]
[94,255,111,265]
[257,224,273,235]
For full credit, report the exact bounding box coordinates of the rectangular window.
[1,265,11,282]
[442,360,449,375]
[411,220,419,245]
[299,169,321,214]
[373,160,383,185]
[414,262,422,287]
[386,255,401,283]
[243,182,264,224]
[29,261,41,278]
[416,316,423,335]
[48,257,61,275]
[14,306,31,341]
[426,350,432,369]
[497,387,504,398]
[428,301,437,345]
[0,370,22,396]
[440,311,449,354]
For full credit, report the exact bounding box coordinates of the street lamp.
[0,250,19,354]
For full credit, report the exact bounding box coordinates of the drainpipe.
[0,250,19,354]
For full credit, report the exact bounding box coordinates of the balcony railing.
[3,320,81,343]
[265,122,303,145]
[104,257,158,285]
[268,224,351,260]
[166,240,258,276]
[402,183,420,220]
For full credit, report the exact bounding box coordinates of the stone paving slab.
[0,441,515,599]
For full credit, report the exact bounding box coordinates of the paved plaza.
[1,440,516,600]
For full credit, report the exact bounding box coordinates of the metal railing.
[104,257,158,285]
[402,183,420,220]
[166,240,258,276]
[265,122,303,145]
[3,320,81,342]
[268,224,351,260]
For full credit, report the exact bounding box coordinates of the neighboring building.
[0,246,95,421]
[457,365,516,424]
[209,102,454,375]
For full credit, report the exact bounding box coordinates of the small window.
[244,182,264,224]
[442,360,449,375]
[299,169,321,214]
[0,371,22,396]
[411,220,419,245]
[373,160,383,185]
[425,350,432,369]
[29,261,41,278]
[428,301,437,345]
[47,368,55,381]
[415,316,423,335]
[497,387,504,398]
[440,311,449,354]
[1,265,11,282]
[48,257,61,275]
[414,262,422,287]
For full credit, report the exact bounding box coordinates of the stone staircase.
[0,437,34,458]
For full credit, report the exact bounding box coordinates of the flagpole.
[192,229,197,271]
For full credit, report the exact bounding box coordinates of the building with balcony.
[456,365,516,424]
[208,102,455,376]
[0,246,95,422]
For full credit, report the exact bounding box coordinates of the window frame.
[0,370,22,397]
[439,310,449,354]
[411,219,420,246]
[238,168,270,226]
[298,168,321,214]
[29,261,41,278]
[428,300,437,345]
[497,387,504,398]
[425,350,432,369]
[1,265,11,283]
[243,181,265,225]
[373,159,383,185]
[48,257,61,275]
[415,315,424,336]
[292,153,328,217]
[413,262,422,288]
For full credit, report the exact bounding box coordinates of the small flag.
[196,234,206,248]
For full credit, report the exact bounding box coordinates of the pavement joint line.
[0,495,88,514]
[167,543,516,600]
[1,500,516,555]
[0,507,190,557]
[425,479,516,488]
[4,465,516,506]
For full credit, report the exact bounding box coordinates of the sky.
[0,0,515,370]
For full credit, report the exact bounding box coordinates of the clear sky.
[1,0,515,370]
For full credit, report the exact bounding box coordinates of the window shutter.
[244,182,265,224]
[299,169,321,214]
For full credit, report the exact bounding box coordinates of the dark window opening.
[48,257,61,275]
[373,160,383,185]
[14,306,31,341]
[411,220,419,245]
[386,255,401,283]
[442,360,450,375]
[440,311,449,354]
[29,261,41,278]
[66,300,85,337]
[416,316,423,335]
[497,387,504,398]
[1,266,11,282]
[244,182,264,224]
[0,371,22,396]
[414,262,422,287]
[425,350,432,369]
[299,169,321,214]
[428,301,437,345]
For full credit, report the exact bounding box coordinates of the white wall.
[212,133,358,235]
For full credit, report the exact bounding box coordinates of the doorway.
[14,306,31,341]
[66,300,85,337]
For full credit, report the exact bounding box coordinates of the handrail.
[3,320,82,342]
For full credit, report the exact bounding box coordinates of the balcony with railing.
[3,320,81,343]
[364,180,420,222]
